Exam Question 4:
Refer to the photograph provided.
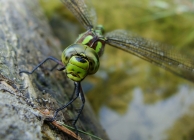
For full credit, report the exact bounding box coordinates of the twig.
[38,109,82,140]
[52,121,82,140]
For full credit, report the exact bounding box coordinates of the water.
[100,85,194,140]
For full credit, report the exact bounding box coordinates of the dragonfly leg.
[49,64,66,72]
[72,85,85,135]
[69,82,77,100]
[48,63,59,71]
[48,82,84,135]
[56,66,66,71]
[51,82,80,120]
[67,82,78,111]
[19,56,64,75]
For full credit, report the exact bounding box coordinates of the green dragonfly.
[20,0,194,134]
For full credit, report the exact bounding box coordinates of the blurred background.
[39,0,194,139]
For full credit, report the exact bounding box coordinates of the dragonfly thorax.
[95,25,105,36]
[75,26,106,57]
[61,44,100,82]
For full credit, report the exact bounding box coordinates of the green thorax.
[75,25,106,57]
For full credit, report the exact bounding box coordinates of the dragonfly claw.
[72,122,78,135]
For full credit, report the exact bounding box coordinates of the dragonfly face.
[65,55,89,81]
[61,43,100,81]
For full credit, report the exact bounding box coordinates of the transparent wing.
[84,0,97,26]
[61,0,96,29]
[105,29,194,82]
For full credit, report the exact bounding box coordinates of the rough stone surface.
[0,0,109,139]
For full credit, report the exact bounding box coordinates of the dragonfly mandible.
[20,0,194,134]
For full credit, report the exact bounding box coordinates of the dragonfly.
[20,0,194,134]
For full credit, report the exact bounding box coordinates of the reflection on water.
[100,85,194,140]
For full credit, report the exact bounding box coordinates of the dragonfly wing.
[84,0,97,26]
[61,0,96,29]
[105,29,194,82]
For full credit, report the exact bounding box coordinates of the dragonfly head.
[61,44,99,82]
[95,25,105,36]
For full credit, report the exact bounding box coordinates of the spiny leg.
[68,82,77,110]
[51,82,85,135]
[19,56,64,75]
[48,64,66,72]
[69,82,77,101]
[72,84,85,135]
[48,63,59,71]
[56,66,66,71]
[52,82,80,120]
